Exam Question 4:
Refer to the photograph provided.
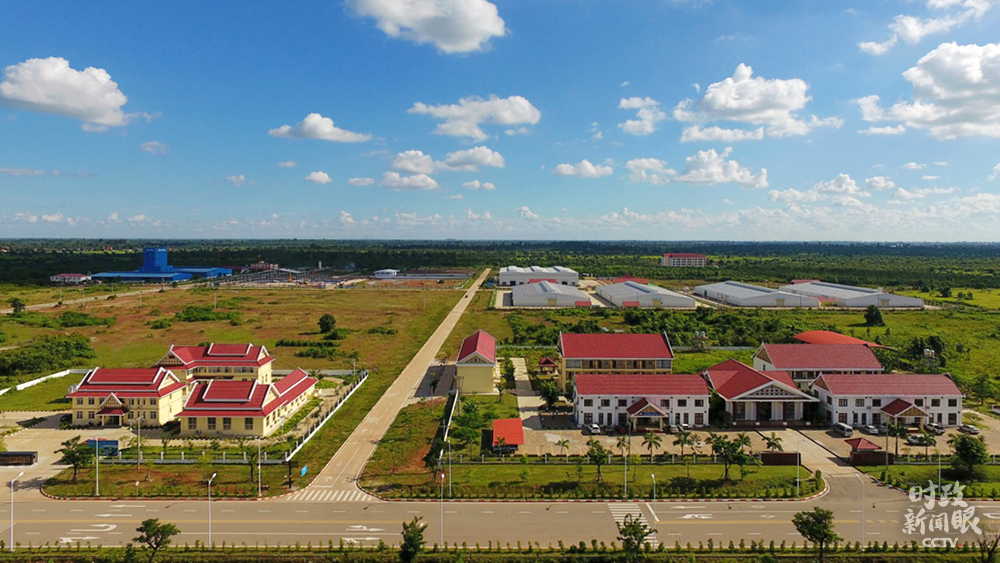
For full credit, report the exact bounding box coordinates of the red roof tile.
[625,397,667,416]
[203,380,256,402]
[759,344,883,371]
[663,253,706,258]
[492,418,524,447]
[528,278,558,284]
[813,373,962,396]
[793,330,885,348]
[881,398,926,417]
[538,357,558,367]
[702,359,800,400]
[458,330,496,364]
[178,371,317,418]
[67,367,184,398]
[574,374,708,396]
[560,333,674,360]
[845,437,882,451]
[97,407,127,416]
[163,343,274,368]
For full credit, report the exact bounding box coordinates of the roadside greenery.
[0,334,95,377]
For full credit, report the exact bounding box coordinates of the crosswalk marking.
[284,488,375,503]
[607,503,658,545]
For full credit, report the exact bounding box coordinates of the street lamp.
[94,437,101,497]
[796,440,801,497]
[208,473,217,548]
[257,438,262,498]
[439,471,445,546]
[10,471,23,552]
[651,474,656,502]
[854,473,866,549]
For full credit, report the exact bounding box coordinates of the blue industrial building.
[92,248,232,283]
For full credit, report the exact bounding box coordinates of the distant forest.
[2,239,1000,289]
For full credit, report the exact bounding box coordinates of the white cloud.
[268,113,372,142]
[769,173,870,203]
[866,176,896,191]
[442,146,504,171]
[553,159,614,178]
[859,36,899,56]
[127,213,159,226]
[462,180,496,190]
[625,158,676,185]
[12,212,38,223]
[41,213,65,223]
[923,175,941,180]
[350,0,506,54]
[304,171,333,184]
[445,194,464,200]
[902,162,926,170]
[348,177,375,186]
[617,97,666,136]
[408,95,540,141]
[105,211,119,223]
[990,163,1000,180]
[677,147,768,188]
[140,141,168,155]
[0,57,129,128]
[380,171,439,190]
[277,161,297,168]
[859,125,906,135]
[392,150,436,174]
[856,42,1000,139]
[859,0,992,55]
[339,211,355,225]
[226,174,246,186]
[934,161,949,166]
[681,125,765,142]
[673,64,841,138]
[518,206,539,220]
[466,209,492,220]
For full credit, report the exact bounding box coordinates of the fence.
[283,369,369,461]
[436,389,461,467]
[0,368,87,397]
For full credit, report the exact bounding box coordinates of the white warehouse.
[779,281,924,308]
[597,281,696,308]
[694,281,820,308]
[512,281,592,308]
[499,266,579,287]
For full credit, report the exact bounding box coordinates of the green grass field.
[0,374,77,411]
[898,287,1000,310]
[859,463,1000,498]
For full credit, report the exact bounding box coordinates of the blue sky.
[2,0,1000,240]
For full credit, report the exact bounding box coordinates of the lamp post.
[257,438,262,498]
[94,437,101,497]
[854,473,866,549]
[796,440,801,497]
[651,474,656,502]
[208,473,217,548]
[448,439,452,497]
[10,471,23,552]
[439,471,445,546]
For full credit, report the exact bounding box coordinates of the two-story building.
[573,373,710,430]
[557,332,674,390]
[753,343,883,388]
[67,367,187,427]
[455,330,498,394]
[157,343,275,384]
[811,373,963,428]
[701,359,818,426]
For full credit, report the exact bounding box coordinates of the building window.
[915,399,924,407]
[931,399,940,407]
[948,399,958,407]
[659,399,670,408]
[150,398,157,406]
[150,411,157,420]
[583,399,593,407]
[245,418,254,430]
[88,411,95,420]
[223,417,232,430]
[600,399,611,407]
[855,399,865,407]
[617,399,627,407]
[677,399,687,407]
[76,398,83,405]
[88,398,95,405]
[872,399,882,407]
[207,418,216,430]
[188,418,197,430]
[838,399,848,407]
[826,396,832,405]
[695,399,704,407]
[76,411,83,419]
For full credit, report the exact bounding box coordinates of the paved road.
[283,268,491,504]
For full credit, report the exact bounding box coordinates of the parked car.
[960,424,981,434]
[679,423,691,432]
[862,425,880,435]
[925,422,945,435]
[667,424,680,434]
[907,434,931,446]
[585,423,601,435]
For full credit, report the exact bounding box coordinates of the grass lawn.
[673,349,754,374]
[898,287,1000,310]
[0,374,76,411]
[859,463,1000,498]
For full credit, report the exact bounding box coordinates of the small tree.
[616,434,631,459]
[586,439,610,483]
[673,429,696,478]
[973,523,1000,563]
[792,507,840,562]
[764,432,784,452]
[8,298,26,315]
[539,381,561,412]
[58,436,91,481]
[556,438,571,462]
[495,382,505,401]
[971,373,995,406]
[950,433,989,476]
[134,518,180,563]
[318,313,337,333]
[617,513,657,563]
[642,431,661,463]
[886,422,908,458]
[920,429,936,459]
[399,516,426,563]
[864,305,885,327]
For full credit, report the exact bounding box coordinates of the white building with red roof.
[661,253,707,267]
[157,343,275,384]
[67,367,186,426]
[811,373,963,428]
[558,332,673,389]
[456,330,497,394]
[50,273,91,284]
[573,373,709,430]
[178,368,318,437]
[753,343,883,388]
[701,360,818,426]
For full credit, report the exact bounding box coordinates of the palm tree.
[920,429,937,459]
[616,434,631,459]
[764,432,784,452]
[673,430,695,477]
[556,438,570,462]
[642,431,662,463]
[734,432,753,453]
[886,422,908,458]
[495,436,507,459]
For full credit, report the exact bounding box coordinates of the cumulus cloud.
[348,177,375,186]
[617,97,666,135]
[859,125,907,135]
[466,209,492,220]
[673,64,841,138]
[677,147,768,188]
[902,162,926,170]
[859,0,992,55]
[518,206,539,220]
[442,146,505,170]
[553,159,614,178]
[106,211,120,223]
[866,176,896,191]
[41,213,65,223]
[304,171,333,184]
[140,141,168,154]
[277,161,297,168]
[462,180,496,190]
[0,57,130,128]
[380,171,439,190]
[990,163,1000,180]
[392,150,436,174]
[923,175,941,181]
[681,125,765,142]
[768,174,870,204]
[268,113,372,142]
[339,211,355,225]
[226,174,246,186]
[12,212,38,223]
[350,0,506,54]
[857,42,1000,139]
[625,158,676,185]
[409,95,540,141]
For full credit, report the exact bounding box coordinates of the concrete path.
[512,358,544,431]
[787,429,859,476]
[281,269,491,501]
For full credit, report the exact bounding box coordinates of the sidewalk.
[512,358,543,430]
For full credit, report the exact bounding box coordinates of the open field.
[0,375,75,411]
[859,463,1000,498]
[898,287,1000,310]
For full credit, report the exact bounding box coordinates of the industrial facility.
[498,265,578,286]
[597,281,695,308]
[779,281,924,308]
[694,281,820,307]
[92,248,231,283]
[511,281,591,307]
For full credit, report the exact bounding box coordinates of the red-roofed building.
[700,360,818,426]
[753,343,883,388]
[661,254,707,267]
[537,357,558,375]
[558,332,674,389]
[492,418,525,452]
[456,330,497,394]
[67,367,186,426]
[573,373,709,429]
[178,368,318,436]
[811,373,963,428]
[845,437,882,451]
[50,273,91,284]
[157,343,275,383]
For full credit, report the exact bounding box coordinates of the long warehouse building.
[512,281,592,308]
[694,281,820,308]
[597,281,696,308]
[499,266,579,286]
[779,281,924,308]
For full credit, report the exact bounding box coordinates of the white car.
[585,423,602,435]
[960,424,980,435]
[862,425,880,435]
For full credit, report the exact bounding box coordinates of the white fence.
[0,368,87,397]
[283,370,369,461]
